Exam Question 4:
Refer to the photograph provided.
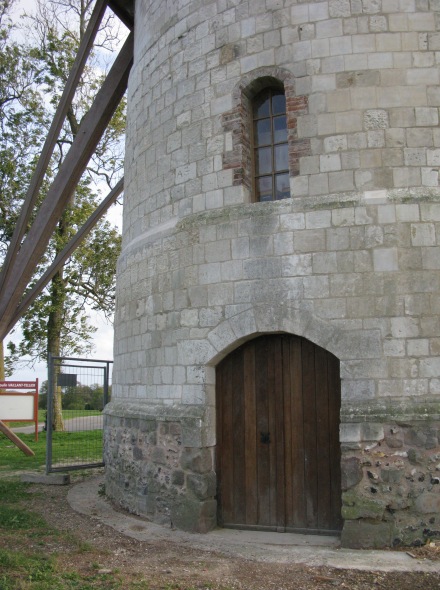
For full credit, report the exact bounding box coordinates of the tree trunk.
[47,268,66,432]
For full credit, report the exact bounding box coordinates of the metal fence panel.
[46,355,112,473]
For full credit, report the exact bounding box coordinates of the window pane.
[254,93,270,118]
[272,93,286,115]
[257,176,273,201]
[256,146,272,175]
[273,116,287,143]
[275,173,290,200]
[274,144,288,172]
[255,119,271,146]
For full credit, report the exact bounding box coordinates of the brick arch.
[222,66,310,198]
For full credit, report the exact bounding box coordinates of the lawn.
[0,430,103,473]
[0,479,131,589]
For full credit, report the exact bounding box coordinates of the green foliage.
[0,0,126,376]
[38,380,111,411]
[0,0,48,258]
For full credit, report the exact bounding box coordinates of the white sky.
[5,0,126,385]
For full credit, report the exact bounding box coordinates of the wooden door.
[216,334,342,534]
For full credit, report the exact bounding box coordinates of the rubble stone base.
[103,401,216,533]
[341,412,440,548]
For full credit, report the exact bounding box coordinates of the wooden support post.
[0,420,35,456]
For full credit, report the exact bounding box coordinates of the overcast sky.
[6,0,125,385]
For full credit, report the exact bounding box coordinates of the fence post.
[46,353,54,474]
[103,362,110,406]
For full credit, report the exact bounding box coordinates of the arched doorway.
[216,334,342,534]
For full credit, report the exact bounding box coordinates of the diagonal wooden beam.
[0,0,108,301]
[0,420,35,456]
[6,178,124,335]
[0,32,133,342]
[107,0,134,28]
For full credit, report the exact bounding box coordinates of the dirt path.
[20,473,440,590]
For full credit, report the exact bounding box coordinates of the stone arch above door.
[201,303,381,363]
[176,302,382,406]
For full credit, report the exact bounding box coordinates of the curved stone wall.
[105,0,440,546]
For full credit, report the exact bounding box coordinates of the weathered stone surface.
[341,520,394,549]
[171,498,217,533]
[415,493,440,515]
[181,448,213,473]
[384,434,403,448]
[187,472,216,500]
[342,490,386,520]
[380,467,403,484]
[341,457,363,490]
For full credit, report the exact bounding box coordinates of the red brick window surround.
[222,68,310,203]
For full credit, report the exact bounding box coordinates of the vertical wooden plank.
[267,336,279,527]
[290,336,306,529]
[232,347,246,524]
[282,336,294,528]
[215,357,224,525]
[244,342,258,525]
[315,346,331,530]
[255,336,271,526]
[218,354,234,524]
[328,352,343,531]
[274,336,285,529]
[302,338,318,529]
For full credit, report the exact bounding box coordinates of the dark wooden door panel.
[216,334,342,533]
[288,336,306,529]
[243,345,257,525]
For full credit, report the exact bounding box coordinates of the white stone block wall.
[105,0,440,545]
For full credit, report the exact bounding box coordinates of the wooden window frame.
[252,87,289,203]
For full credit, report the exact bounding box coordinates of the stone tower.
[105,0,440,548]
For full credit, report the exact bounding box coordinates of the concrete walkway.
[68,475,440,573]
[13,415,103,434]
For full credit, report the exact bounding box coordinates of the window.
[253,88,290,202]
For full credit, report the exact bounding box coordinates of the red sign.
[0,381,37,389]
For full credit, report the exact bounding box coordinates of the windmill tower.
[106,0,440,547]
[1,0,439,549]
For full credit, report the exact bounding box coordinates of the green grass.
[0,504,46,530]
[0,479,123,589]
[0,431,102,473]
[0,480,243,589]
[7,409,101,428]
[0,480,143,589]
[0,479,32,502]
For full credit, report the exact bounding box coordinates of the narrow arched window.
[253,88,289,202]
